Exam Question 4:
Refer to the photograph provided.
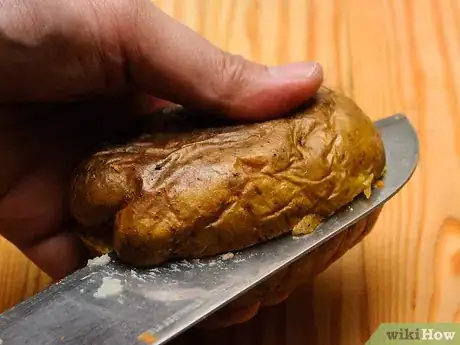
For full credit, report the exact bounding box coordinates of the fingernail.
[269,62,322,81]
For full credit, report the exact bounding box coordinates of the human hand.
[0,0,323,280]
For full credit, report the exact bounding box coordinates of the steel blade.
[0,114,419,345]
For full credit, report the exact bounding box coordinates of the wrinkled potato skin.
[69,87,385,327]
[70,87,385,266]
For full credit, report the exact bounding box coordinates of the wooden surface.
[1,0,460,344]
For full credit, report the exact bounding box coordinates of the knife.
[0,113,419,345]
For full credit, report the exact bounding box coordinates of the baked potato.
[69,87,386,327]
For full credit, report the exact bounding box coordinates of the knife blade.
[0,113,419,345]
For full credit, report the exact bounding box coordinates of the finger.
[0,103,125,279]
[132,94,177,115]
[120,1,323,120]
[23,229,90,281]
[0,165,90,280]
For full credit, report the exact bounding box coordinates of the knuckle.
[208,52,253,109]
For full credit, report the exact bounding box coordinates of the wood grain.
[1,0,459,344]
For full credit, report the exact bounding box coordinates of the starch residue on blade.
[93,277,123,298]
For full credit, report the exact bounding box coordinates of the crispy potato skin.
[70,87,385,267]
[70,87,386,328]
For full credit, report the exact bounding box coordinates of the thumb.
[121,1,323,121]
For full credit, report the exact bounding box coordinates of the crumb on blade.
[220,252,234,260]
[87,254,111,267]
[375,180,385,188]
[93,277,123,299]
[291,214,322,236]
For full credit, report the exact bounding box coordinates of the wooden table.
[1,0,459,344]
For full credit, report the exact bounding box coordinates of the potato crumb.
[292,214,322,236]
[93,277,122,298]
[220,252,234,260]
[87,254,111,267]
[375,180,385,188]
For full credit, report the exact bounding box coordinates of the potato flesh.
[70,88,386,267]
